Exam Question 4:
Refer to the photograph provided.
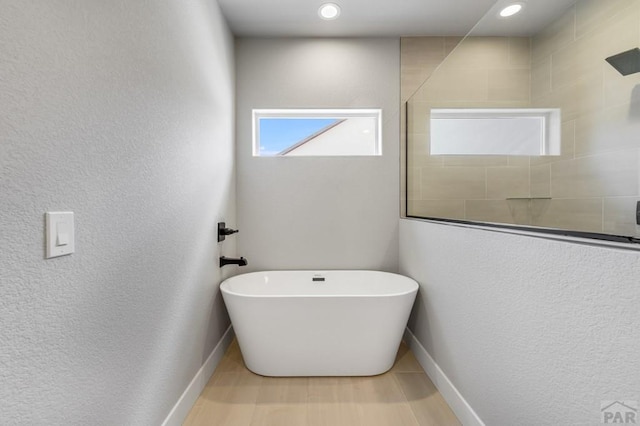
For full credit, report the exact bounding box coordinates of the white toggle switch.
[56,222,69,246]
[46,212,74,258]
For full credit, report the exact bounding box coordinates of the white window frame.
[252,109,383,157]
[430,108,561,156]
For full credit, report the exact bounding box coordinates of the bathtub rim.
[220,270,419,299]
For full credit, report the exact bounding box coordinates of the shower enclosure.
[403,0,640,243]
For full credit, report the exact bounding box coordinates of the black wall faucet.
[220,256,248,267]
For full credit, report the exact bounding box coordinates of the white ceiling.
[217,0,579,38]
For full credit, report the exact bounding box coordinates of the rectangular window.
[430,108,561,156]
[253,109,382,156]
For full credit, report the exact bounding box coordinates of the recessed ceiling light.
[499,3,523,18]
[319,3,341,20]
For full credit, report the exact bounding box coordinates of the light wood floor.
[183,339,460,426]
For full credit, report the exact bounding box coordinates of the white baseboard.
[162,325,235,426]
[403,328,485,426]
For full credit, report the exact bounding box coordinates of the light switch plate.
[46,212,74,258]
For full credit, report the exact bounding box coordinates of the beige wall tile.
[531,57,552,99]
[407,133,429,157]
[402,69,433,102]
[508,37,531,69]
[550,35,601,92]
[408,83,428,103]
[562,73,605,120]
[421,166,486,200]
[408,199,465,220]
[530,119,575,165]
[420,100,531,109]
[465,199,531,225]
[445,36,464,55]
[401,37,448,102]
[442,37,510,70]
[401,3,638,235]
[407,101,430,134]
[531,198,603,233]
[407,167,421,200]
[532,6,576,64]
[530,91,554,109]
[533,72,603,122]
[604,197,640,237]
[401,35,464,104]
[552,4,639,92]
[551,150,638,198]
[531,164,551,198]
[443,155,508,167]
[411,153,444,168]
[486,167,530,199]
[423,68,489,102]
[407,132,439,164]
[575,103,640,156]
[488,68,530,102]
[576,0,640,39]
[604,66,640,109]
[401,37,445,67]
[508,156,531,167]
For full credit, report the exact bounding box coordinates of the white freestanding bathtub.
[220,270,419,377]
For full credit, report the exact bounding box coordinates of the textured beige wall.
[404,0,640,238]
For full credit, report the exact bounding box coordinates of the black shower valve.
[217,222,239,242]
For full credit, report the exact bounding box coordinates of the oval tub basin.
[220,270,418,377]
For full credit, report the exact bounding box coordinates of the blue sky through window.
[259,118,339,155]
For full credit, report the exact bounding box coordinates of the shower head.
[605,48,640,76]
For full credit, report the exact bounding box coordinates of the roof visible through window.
[252,109,382,157]
[258,118,339,156]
